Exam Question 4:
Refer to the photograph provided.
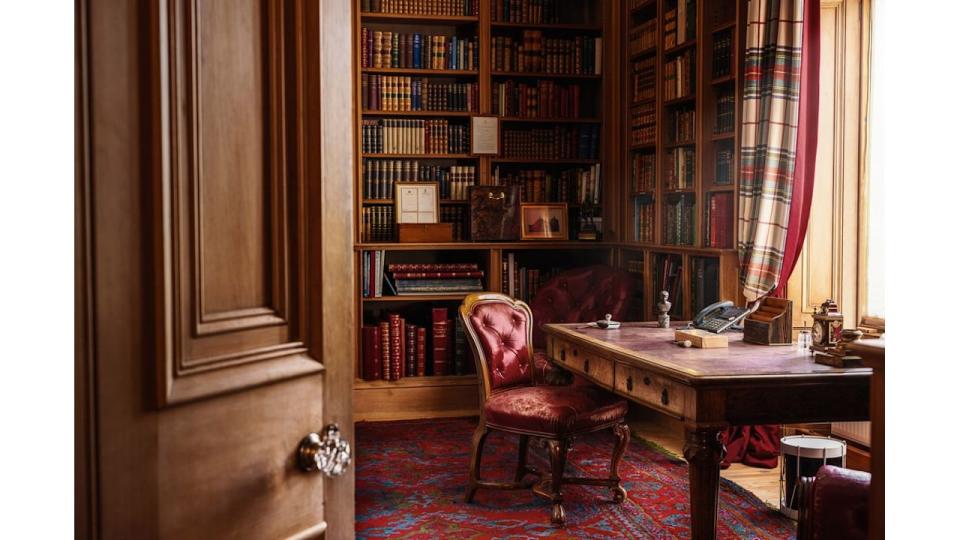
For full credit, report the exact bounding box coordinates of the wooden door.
[76,0,355,538]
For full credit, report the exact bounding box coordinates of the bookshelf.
[618,0,745,322]
[352,0,744,421]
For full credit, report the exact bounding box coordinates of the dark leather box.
[469,185,520,241]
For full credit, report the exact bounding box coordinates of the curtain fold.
[725,0,820,469]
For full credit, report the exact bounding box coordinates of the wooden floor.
[627,409,781,508]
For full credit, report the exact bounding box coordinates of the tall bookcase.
[618,0,744,323]
[353,0,616,421]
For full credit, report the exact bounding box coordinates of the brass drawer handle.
[660,389,669,406]
[573,348,579,357]
[584,358,590,373]
[643,376,651,386]
[626,376,634,392]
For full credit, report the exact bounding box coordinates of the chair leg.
[465,425,489,503]
[546,438,570,526]
[610,422,630,503]
[515,435,530,482]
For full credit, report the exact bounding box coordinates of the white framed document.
[395,182,439,224]
[470,115,500,155]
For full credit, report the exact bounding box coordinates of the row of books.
[670,107,695,144]
[714,92,735,134]
[664,147,695,190]
[492,80,583,119]
[361,76,479,112]
[500,253,561,303]
[705,191,734,249]
[501,124,600,160]
[362,160,477,200]
[389,262,484,295]
[361,29,479,71]
[632,195,655,243]
[664,0,696,49]
[441,206,469,241]
[631,57,656,103]
[361,307,472,381]
[628,19,657,55]
[491,0,561,23]
[691,257,720,314]
[664,49,695,100]
[361,0,479,16]
[493,166,599,204]
[362,250,386,298]
[490,34,602,75]
[362,207,396,242]
[630,102,655,146]
[714,141,734,185]
[712,31,733,79]
[625,257,644,274]
[655,254,684,316]
[663,195,695,246]
[361,119,470,155]
[631,153,655,192]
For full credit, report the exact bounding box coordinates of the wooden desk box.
[743,297,792,345]
[397,223,453,243]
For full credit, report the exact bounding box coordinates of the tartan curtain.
[738,0,812,301]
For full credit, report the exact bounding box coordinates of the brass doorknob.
[298,424,351,476]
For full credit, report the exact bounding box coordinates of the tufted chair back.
[460,293,535,404]
[529,265,634,349]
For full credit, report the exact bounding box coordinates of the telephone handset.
[692,300,753,333]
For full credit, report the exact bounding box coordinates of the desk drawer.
[613,362,689,419]
[552,339,614,389]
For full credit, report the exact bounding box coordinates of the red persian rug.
[356,417,795,539]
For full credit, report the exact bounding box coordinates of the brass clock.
[810,299,843,353]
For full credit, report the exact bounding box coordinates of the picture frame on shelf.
[470,115,499,155]
[520,203,568,240]
[395,182,439,224]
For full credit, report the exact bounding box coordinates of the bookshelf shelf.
[630,0,657,16]
[498,116,602,124]
[664,95,696,106]
[362,67,479,76]
[362,110,475,117]
[360,12,479,24]
[630,143,656,151]
[491,158,600,165]
[706,185,736,192]
[355,241,616,252]
[664,40,697,56]
[363,294,472,302]
[491,71,602,80]
[630,47,659,60]
[710,74,736,85]
[490,22,602,32]
[711,132,735,141]
[362,153,477,159]
[713,21,736,33]
[354,374,477,390]
[665,140,696,148]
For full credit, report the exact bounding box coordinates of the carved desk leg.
[683,427,726,540]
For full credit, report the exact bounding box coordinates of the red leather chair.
[459,292,630,526]
[797,465,871,540]
[529,265,634,350]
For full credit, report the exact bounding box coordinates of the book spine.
[379,321,391,380]
[405,323,416,377]
[416,327,427,376]
[361,325,382,380]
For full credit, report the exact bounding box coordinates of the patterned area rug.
[356,417,795,539]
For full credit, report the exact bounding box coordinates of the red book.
[388,314,402,381]
[710,195,719,248]
[416,327,427,376]
[378,321,390,381]
[432,307,450,376]
[361,325,382,381]
[391,271,484,279]
[405,323,416,377]
[388,263,479,272]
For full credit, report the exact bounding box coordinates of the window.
[862,0,884,323]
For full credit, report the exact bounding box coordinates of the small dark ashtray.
[595,314,621,330]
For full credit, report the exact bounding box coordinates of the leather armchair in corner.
[797,465,872,540]
[528,265,634,350]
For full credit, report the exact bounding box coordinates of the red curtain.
[724,0,820,470]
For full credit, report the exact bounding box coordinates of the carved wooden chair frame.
[459,292,630,525]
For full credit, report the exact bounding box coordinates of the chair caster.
[551,503,565,526]
[612,485,627,504]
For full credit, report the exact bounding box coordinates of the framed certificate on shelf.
[395,182,439,224]
[470,115,500,155]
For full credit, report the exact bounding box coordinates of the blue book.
[412,34,421,69]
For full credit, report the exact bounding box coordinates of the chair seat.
[484,385,628,436]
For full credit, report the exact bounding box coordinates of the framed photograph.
[520,203,568,240]
[470,115,500,155]
[395,182,439,224]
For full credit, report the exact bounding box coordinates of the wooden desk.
[543,322,871,540]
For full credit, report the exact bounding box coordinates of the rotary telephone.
[692,300,753,333]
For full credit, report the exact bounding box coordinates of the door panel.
[79,0,354,537]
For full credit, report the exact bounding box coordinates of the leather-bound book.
[405,323,416,377]
[432,307,450,376]
[361,325,382,381]
[378,321,391,380]
[416,327,427,376]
